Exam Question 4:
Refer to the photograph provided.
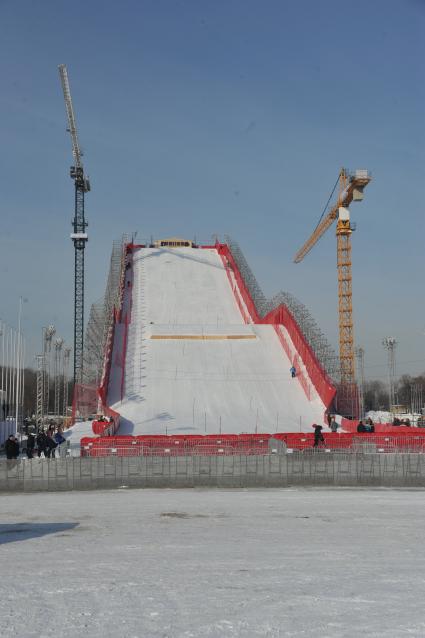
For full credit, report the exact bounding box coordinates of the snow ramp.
[107,245,331,434]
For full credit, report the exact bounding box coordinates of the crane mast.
[58,64,90,385]
[294,168,371,407]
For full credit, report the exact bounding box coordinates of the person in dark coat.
[5,435,19,459]
[357,421,366,433]
[36,431,48,457]
[45,438,58,458]
[26,433,36,459]
[312,424,325,447]
[54,427,66,446]
[45,428,58,458]
[290,365,296,378]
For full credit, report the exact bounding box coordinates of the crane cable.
[312,173,340,233]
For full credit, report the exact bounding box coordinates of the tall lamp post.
[43,325,56,416]
[355,346,365,419]
[382,337,397,413]
[54,338,64,418]
[15,297,27,434]
[63,346,71,420]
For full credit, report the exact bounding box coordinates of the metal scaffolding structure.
[83,300,106,386]
[82,236,129,386]
[224,236,339,382]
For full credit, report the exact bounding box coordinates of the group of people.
[356,418,375,433]
[4,425,67,460]
[313,415,375,447]
[392,417,411,426]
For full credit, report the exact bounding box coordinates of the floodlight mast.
[58,64,90,385]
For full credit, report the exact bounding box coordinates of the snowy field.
[1,489,425,637]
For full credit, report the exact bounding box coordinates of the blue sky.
[0,0,424,382]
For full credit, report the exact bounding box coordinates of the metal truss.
[82,235,129,385]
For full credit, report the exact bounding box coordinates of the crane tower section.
[58,64,90,385]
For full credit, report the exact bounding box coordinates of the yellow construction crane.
[294,168,371,386]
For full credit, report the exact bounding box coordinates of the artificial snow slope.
[109,247,325,434]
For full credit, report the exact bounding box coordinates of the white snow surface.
[1,487,425,637]
[63,420,95,452]
[109,247,325,434]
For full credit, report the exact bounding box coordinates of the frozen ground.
[1,488,425,637]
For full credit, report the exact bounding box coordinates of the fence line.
[2,452,425,492]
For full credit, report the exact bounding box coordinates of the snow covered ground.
[109,247,325,435]
[63,420,94,454]
[1,488,425,637]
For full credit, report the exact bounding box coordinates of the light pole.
[15,297,27,433]
[54,338,64,418]
[35,354,45,431]
[5,325,10,420]
[355,347,365,419]
[63,346,71,420]
[43,325,56,417]
[382,337,397,412]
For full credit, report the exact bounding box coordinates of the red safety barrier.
[81,433,274,457]
[217,244,260,322]
[219,252,251,324]
[215,243,336,410]
[81,431,425,457]
[263,304,335,407]
[278,433,354,451]
[120,313,129,401]
[92,419,117,435]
